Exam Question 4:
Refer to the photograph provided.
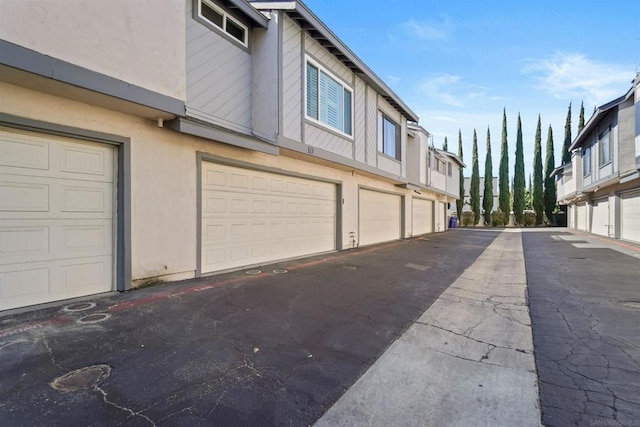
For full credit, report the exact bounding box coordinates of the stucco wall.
[0,0,186,100]
[2,81,435,285]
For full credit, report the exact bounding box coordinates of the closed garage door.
[1,127,114,311]
[412,198,433,236]
[621,191,640,243]
[567,205,574,229]
[591,198,610,237]
[201,162,336,274]
[436,202,447,232]
[576,203,587,231]
[359,189,401,246]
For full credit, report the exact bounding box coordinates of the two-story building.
[553,74,639,243]
[0,0,463,311]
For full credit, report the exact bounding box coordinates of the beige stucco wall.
[0,0,186,100]
[1,82,441,286]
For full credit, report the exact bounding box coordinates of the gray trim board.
[278,135,407,184]
[167,117,279,155]
[0,113,132,292]
[0,40,185,116]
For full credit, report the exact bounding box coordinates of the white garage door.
[1,127,114,311]
[436,202,447,232]
[412,198,433,236]
[567,205,574,229]
[201,162,336,273]
[359,189,401,246]
[576,203,587,231]
[621,191,640,243]
[590,198,610,237]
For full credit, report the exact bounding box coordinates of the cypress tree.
[561,102,572,165]
[513,114,526,225]
[578,101,585,135]
[544,125,557,223]
[498,108,510,215]
[483,127,493,224]
[533,115,544,225]
[456,130,464,220]
[470,129,481,225]
[443,137,448,151]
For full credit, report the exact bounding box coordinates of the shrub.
[522,210,536,227]
[461,211,476,227]
[491,211,509,227]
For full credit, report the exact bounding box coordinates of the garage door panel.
[201,162,336,274]
[359,189,401,246]
[0,255,112,310]
[1,174,113,220]
[412,198,433,236]
[1,128,114,182]
[576,204,587,231]
[621,191,640,243]
[0,127,115,310]
[591,199,609,237]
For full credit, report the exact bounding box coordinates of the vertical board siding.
[305,124,353,157]
[282,16,302,141]
[365,86,378,167]
[354,77,366,163]
[186,1,252,133]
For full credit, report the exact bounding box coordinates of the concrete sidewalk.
[316,229,542,426]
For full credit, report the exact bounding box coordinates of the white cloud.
[387,75,400,86]
[521,52,633,107]
[419,74,465,108]
[402,17,450,41]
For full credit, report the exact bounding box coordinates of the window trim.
[377,112,401,161]
[598,125,612,167]
[197,0,249,48]
[304,56,354,139]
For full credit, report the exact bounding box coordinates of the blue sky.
[303,0,640,179]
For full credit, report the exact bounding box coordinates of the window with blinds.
[306,60,353,136]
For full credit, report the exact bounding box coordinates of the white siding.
[354,77,367,163]
[365,86,378,167]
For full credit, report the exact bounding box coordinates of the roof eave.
[230,0,270,28]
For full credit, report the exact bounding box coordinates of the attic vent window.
[199,0,248,47]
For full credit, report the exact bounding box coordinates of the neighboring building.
[406,125,465,232]
[462,177,499,214]
[0,0,463,311]
[552,73,639,243]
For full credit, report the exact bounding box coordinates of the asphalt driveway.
[0,229,500,426]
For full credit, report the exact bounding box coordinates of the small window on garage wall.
[197,0,249,47]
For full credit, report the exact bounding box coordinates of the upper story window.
[583,145,592,177]
[378,113,400,160]
[599,126,611,166]
[306,59,353,136]
[198,0,248,47]
[447,162,453,176]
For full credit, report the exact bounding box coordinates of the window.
[306,61,353,136]
[447,162,453,176]
[599,127,611,166]
[583,145,591,176]
[198,0,248,47]
[377,114,400,159]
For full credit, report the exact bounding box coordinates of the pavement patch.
[51,365,112,393]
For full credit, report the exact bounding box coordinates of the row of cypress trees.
[451,102,586,225]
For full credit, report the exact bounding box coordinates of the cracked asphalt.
[524,231,640,427]
[2,228,638,426]
[0,229,499,426]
